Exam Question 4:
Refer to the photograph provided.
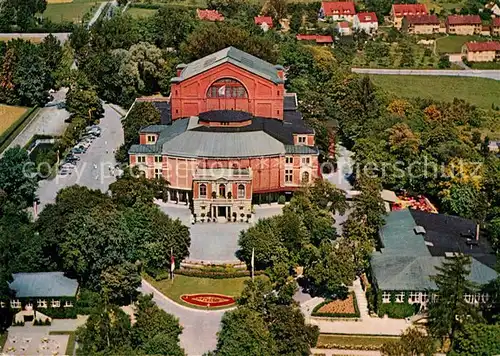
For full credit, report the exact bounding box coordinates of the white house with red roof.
[353,12,378,34]
[336,21,352,35]
[320,1,356,22]
[391,3,428,29]
[462,41,500,62]
[254,16,273,31]
[197,9,224,21]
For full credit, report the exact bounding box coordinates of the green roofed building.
[4,272,79,311]
[371,209,497,309]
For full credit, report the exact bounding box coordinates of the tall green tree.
[452,322,500,355]
[428,255,479,347]
[0,146,37,210]
[100,262,141,305]
[381,327,436,356]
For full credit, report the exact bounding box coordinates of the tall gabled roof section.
[171,47,284,84]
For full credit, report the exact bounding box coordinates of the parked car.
[71,147,86,154]
[59,169,71,175]
[65,155,80,162]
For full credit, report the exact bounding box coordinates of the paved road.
[141,279,226,356]
[37,104,123,209]
[0,32,70,43]
[352,67,500,80]
[87,2,109,28]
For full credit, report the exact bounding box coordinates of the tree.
[100,262,141,305]
[116,101,160,163]
[76,304,133,355]
[0,0,47,30]
[438,55,451,69]
[452,322,500,355]
[263,0,287,24]
[149,7,196,49]
[428,255,479,348]
[304,178,347,214]
[39,34,63,72]
[342,217,374,275]
[303,240,356,298]
[132,294,184,356]
[439,183,488,221]
[386,123,421,159]
[216,308,277,356]
[381,327,436,356]
[351,177,386,235]
[0,146,37,210]
[65,84,104,123]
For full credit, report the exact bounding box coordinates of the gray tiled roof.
[162,131,285,158]
[285,145,318,154]
[371,209,498,291]
[10,272,79,298]
[172,47,284,84]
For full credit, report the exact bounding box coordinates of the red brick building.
[128,47,320,219]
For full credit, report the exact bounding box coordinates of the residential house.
[254,16,273,32]
[3,272,79,324]
[196,9,224,21]
[462,41,500,61]
[371,209,497,310]
[296,34,334,45]
[446,15,482,35]
[485,2,500,16]
[488,140,499,152]
[493,17,500,36]
[336,21,352,35]
[353,12,378,34]
[402,14,440,34]
[391,3,428,29]
[129,47,320,214]
[319,1,356,22]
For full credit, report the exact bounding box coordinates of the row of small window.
[285,170,310,183]
[382,292,490,304]
[199,183,245,199]
[136,156,162,163]
[3,300,73,309]
[285,156,311,165]
[297,136,307,144]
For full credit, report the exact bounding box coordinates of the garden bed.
[312,292,360,318]
[317,334,400,350]
[180,293,235,308]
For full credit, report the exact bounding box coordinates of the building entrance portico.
[214,205,231,219]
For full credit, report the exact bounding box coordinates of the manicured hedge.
[378,303,419,319]
[40,307,77,319]
[311,293,360,318]
[155,269,266,280]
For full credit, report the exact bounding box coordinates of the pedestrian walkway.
[352,278,369,320]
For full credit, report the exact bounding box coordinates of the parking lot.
[37,104,124,209]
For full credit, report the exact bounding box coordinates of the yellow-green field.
[0,105,29,136]
[43,0,101,23]
[370,75,500,109]
[127,7,158,18]
[0,35,43,43]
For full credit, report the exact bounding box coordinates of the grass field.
[43,0,101,23]
[127,7,158,18]
[317,334,400,349]
[436,35,487,54]
[0,36,43,43]
[145,274,261,309]
[370,75,500,109]
[0,105,29,135]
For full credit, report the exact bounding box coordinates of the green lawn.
[317,334,400,349]
[436,35,488,54]
[469,61,500,69]
[43,0,102,23]
[126,7,158,18]
[145,274,262,309]
[370,75,500,109]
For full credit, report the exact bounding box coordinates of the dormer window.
[298,136,307,144]
[147,135,156,143]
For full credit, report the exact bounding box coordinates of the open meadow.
[0,105,29,136]
[43,0,102,23]
[370,75,500,109]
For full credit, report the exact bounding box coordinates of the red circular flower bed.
[180,293,236,308]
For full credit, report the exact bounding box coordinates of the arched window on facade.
[301,171,310,184]
[238,184,245,199]
[219,184,226,197]
[207,78,248,98]
[199,184,207,198]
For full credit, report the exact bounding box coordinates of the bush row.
[41,307,78,319]
[130,3,197,10]
[316,343,382,351]
[378,303,419,319]
[154,269,266,280]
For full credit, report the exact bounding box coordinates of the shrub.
[42,307,78,319]
[155,268,266,280]
[278,195,286,204]
[378,303,419,318]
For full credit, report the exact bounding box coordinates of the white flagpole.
[251,248,254,281]
[170,247,175,281]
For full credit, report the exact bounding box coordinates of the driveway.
[157,202,283,263]
[37,104,124,209]
[352,67,500,80]
[141,279,226,356]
